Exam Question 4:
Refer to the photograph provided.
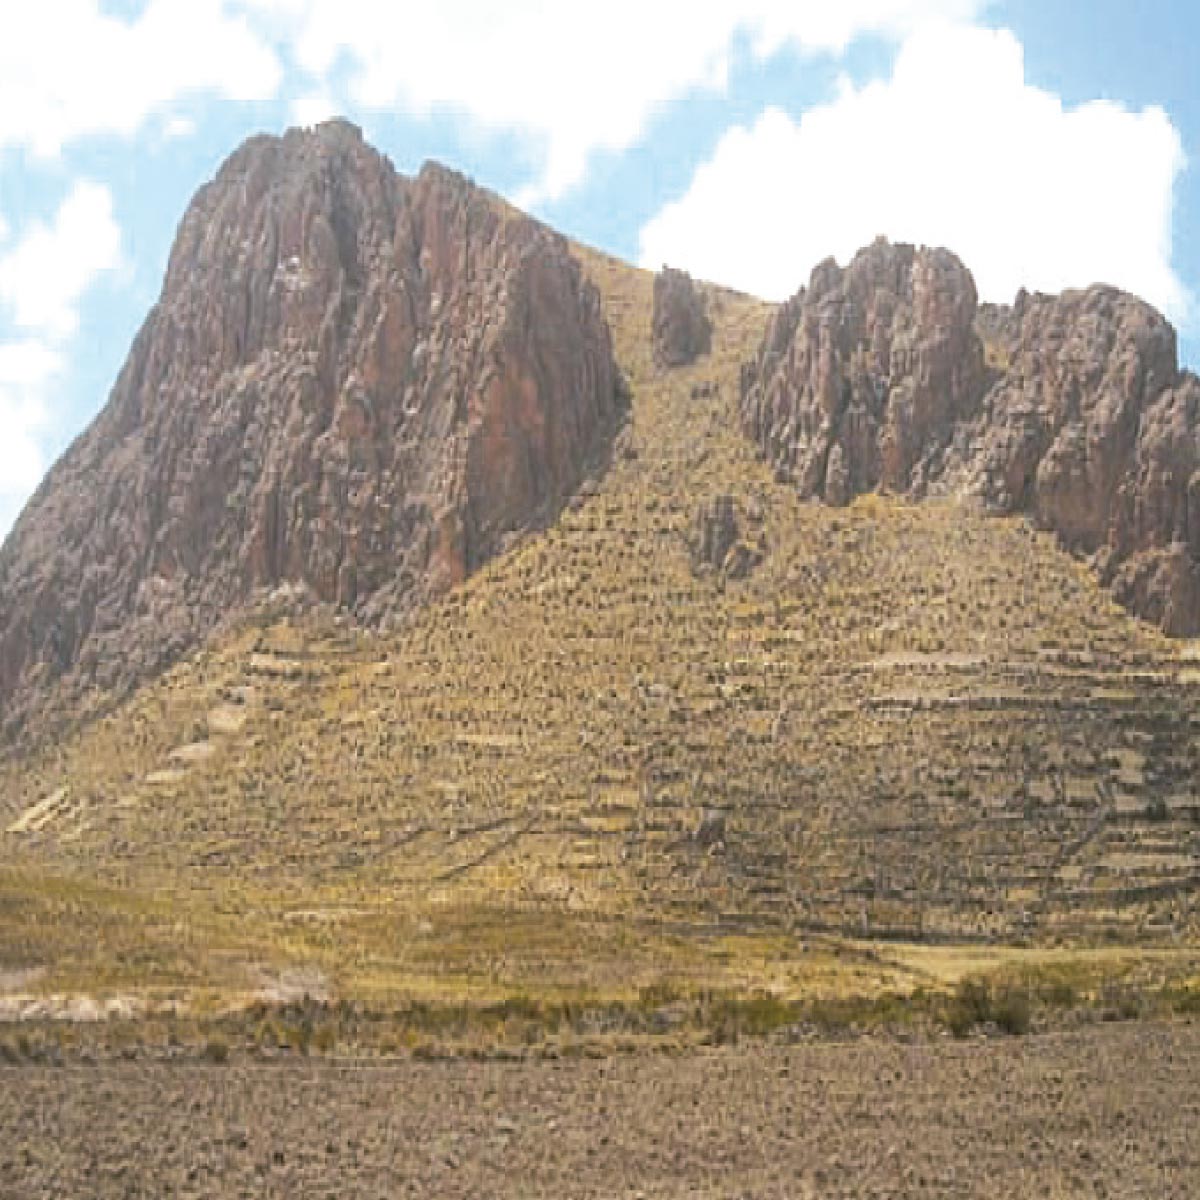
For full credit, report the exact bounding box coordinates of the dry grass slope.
[1,243,1198,1023]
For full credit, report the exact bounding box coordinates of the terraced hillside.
[1,244,1198,1010]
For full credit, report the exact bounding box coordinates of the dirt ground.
[0,1022,1196,1198]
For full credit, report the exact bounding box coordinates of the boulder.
[652,267,712,368]
[690,494,762,579]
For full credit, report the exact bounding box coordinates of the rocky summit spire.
[0,121,623,742]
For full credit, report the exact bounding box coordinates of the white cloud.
[0,183,122,541]
[0,0,281,157]
[291,89,340,129]
[0,341,62,540]
[639,25,1190,325]
[0,342,61,390]
[161,114,199,142]
[0,181,122,340]
[235,0,985,203]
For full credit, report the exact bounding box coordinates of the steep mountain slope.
[1,237,1197,1008]
[741,239,1200,634]
[0,121,622,745]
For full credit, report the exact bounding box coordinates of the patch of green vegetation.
[203,1037,229,1064]
[1160,981,1200,1015]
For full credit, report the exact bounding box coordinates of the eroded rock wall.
[0,121,622,740]
[741,239,1200,634]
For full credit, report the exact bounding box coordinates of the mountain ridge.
[0,120,623,746]
[741,237,1200,634]
[3,126,1199,756]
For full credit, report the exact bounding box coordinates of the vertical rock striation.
[0,120,623,741]
[741,238,1200,635]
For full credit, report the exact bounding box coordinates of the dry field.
[1,1021,1197,1198]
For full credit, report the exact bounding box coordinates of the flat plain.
[1,1022,1197,1198]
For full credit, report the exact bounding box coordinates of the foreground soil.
[0,1022,1196,1198]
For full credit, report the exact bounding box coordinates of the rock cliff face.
[740,239,986,502]
[652,267,711,368]
[0,120,622,741]
[741,239,1200,634]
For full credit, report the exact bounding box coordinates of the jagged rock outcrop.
[690,494,763,580]
[652,267,711,368]
[740,239,986,500]
[691,494,739,574]
[742,239,1200,634]
[1107,375,1200,633]
[0,120,623,742]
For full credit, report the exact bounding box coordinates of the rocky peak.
[742,239,986,502]
[0,121,623,743]
[963,284,1180,543]
[742,238,1200,635]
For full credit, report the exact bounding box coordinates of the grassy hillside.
[1,244,1198,1030]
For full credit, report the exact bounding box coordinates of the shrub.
[946,979,990,1037]
[203,1037,230,1064]
[1039,979,1078,1009]
[706,990,796,1040]
[488,994,543,1023]
[285,1023,312,1055]
[1162,984,1200,1015]
[991,988,1032,1036]
[637,981,684,1010]
[945,978,1031,1037]
[257,1020,283,1049]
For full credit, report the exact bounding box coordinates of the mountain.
[5,129,1198,754]
[741,238,1200,634]
[0,120,623,744]
[0,127,1198,1010]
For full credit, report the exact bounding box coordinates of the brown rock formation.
[0,120,623,741]
[691,494,739,573]
[740,238,986,501]
[690,494,763,580]
[741,239,1200,634]
[652,267,712,368]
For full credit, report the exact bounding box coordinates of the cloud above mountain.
[639,25,1189,321]
[0,182,121,535]
[241,0,987,203]
[0,1,280,156]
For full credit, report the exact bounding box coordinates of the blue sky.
[1,1,1198,539]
